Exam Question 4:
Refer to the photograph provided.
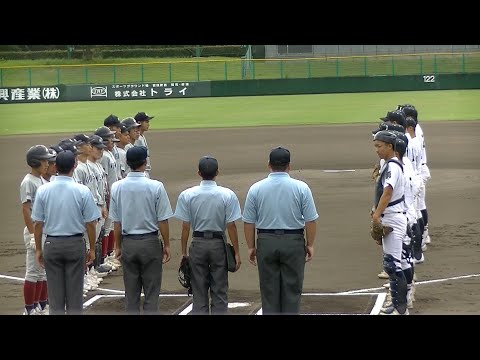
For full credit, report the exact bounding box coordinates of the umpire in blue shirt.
[242,146,319,314]
[32,150,100,315]
[174,156,242,314]
[109,146,174,315]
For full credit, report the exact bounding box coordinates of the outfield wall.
[1,73,479,104]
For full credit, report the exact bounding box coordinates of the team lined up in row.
[371,103,431,315]
[19,112,154,315]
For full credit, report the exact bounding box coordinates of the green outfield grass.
[0,89,479,136]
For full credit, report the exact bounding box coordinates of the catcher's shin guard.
[383,254,408,314]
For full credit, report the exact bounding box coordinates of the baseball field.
[0,89,479,315]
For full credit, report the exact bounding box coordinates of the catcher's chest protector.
[374,159,404,208]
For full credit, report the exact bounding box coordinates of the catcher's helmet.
[373,130,397,145]
[26,145,56,167]
[94,126,116,140]
[178,256,192,296]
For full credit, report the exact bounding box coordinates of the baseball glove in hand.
[370,222,393,245]
[178,256,192,296]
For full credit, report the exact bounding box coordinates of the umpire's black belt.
[47,233,83,238]
[193,231,224,239]
[257,229,304,235]
[124,231,158,237]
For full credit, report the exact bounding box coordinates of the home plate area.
[82,290,386,315]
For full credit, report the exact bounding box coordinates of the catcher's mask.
[178,256,192,296]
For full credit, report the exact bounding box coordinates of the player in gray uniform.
[86,135,108,268]
[134,112,153,178]
[372,131,409,315]
[20,145,56,315]
[41,148,58,184]
[109,146,174,314]
[115,124,130,178]
[95,126,121,264]
[242,147,319,314]
[31,151,99,315]
[121,117,141,152]
[174,156,242,314]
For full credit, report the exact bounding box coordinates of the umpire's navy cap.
[127,146,148,163]
[134,112,154,122]
[198,156,218,174]
[269,146,290,165]
[56,150,76,169]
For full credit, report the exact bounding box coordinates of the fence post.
[168,63,172,82]
[224,61,227,80]
[57,68,60,85]
[307,60,311,78]
[252,60,255,80]
[391,57,395,76]
[420,55,423,75]
[29,68,32,86]
[141,64,144,82]
[434,54,437,75]
[113,65,116,84]
[280,60,283,79]
[197,62,200,81]
[85,66,88,84]
[336,58,339,77]
[364,57,367,76]
[462,53,465,73]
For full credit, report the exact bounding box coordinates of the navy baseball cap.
[73,134,91,145]
[269,146,290,165]
[58,138,80,155]
[121,117,141,130]
[119,124,129,134]
[56,150,76,170]
[134,112,154,122]
[89,135,107,149]
[198,156,218,175]
[127,146,148,163]
[372,122,405,135]
[104,114,121,127]
[380,110,406,127]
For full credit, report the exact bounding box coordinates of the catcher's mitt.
[370,222,393,245]
[178,256,192,296]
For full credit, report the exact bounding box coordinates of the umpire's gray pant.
[256,234,306,315]
[189,237,228,315]
[121,234,163,315]
[43,235,86,315]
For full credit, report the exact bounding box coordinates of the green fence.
[1,52,480,87]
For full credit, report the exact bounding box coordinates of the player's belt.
[381,212,406,217]
[257,229,304,235]
[193,231,224,240]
